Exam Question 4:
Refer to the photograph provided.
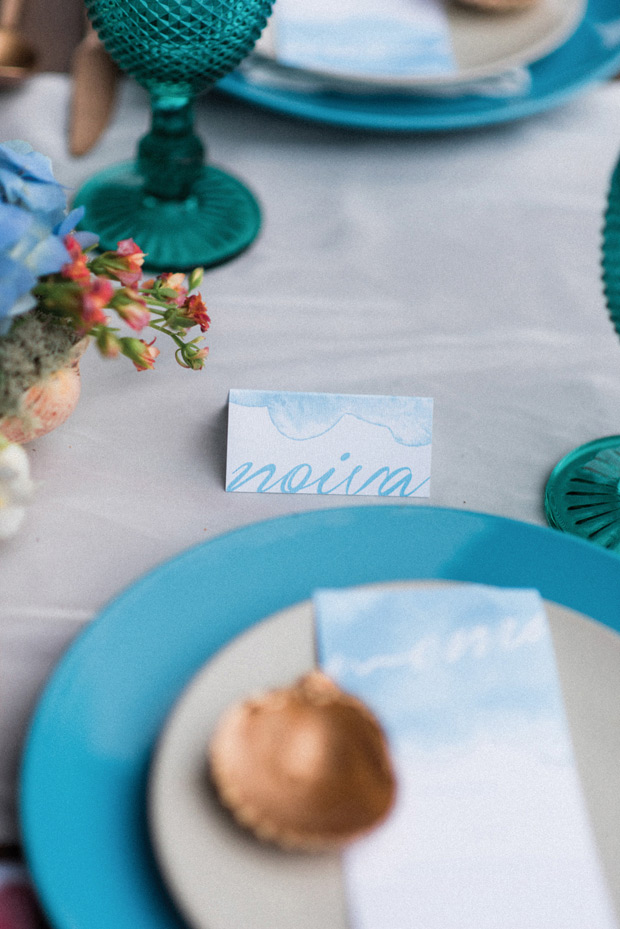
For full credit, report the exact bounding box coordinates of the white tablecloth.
[1,74,620,843]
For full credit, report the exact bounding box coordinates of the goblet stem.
[76,0,275,269]
[73,93,262,271]
[138,94,205,201]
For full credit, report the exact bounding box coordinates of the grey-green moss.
[0,311,81,419]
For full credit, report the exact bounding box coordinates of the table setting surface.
[223,0,620,130]
[3,20,620,924]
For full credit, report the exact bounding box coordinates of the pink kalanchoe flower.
[187,345,209,370]
[114,239,146,286]
[96,328,121,358]
[135,339,159,371]
[158,272,188,306]
[121,337,160,371]
[181,293,211,332]
[81,278,114,329]
[111,287,150,331]
[61,234,91,286]
[90,239,147,287]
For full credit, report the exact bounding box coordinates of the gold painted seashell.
[208,670,396,851]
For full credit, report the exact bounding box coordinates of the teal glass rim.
[544,435,620,547]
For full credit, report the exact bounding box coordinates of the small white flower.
[0,439,34,539]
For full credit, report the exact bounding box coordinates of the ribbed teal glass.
[74,0,274,270]
[544,155,620,551]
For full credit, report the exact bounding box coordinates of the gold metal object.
[209,670,397,851]
[0,0,37,87]
[69,19,119,157]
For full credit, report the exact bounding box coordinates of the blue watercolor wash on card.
[277,18,456,77]
[225,390,433,497]
[314,585,568,753]
[230,390,432,445]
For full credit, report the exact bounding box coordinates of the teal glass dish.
[544,154,620,551]
[74,0,275,270]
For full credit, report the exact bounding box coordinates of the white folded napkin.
[240,56,533,98]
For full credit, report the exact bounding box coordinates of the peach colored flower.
[90,240,147,287]
[61,234,91,286]
[159,272,186,292]
[159,272,188,305]
[135,339,159,371]
[96,328,120,358]
[187,345,209,369]
[111,287,150,331]
[81,278,114,328]
[115,238,146,286]
[181,293,210,332]
[121,337,160,371]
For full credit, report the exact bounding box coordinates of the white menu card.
[274,0,456,79]
[226,389,432,497]
[314,585,617,929]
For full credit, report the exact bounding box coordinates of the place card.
[313,584,617,929]
[273,0,456,79]
[225,389,433,497]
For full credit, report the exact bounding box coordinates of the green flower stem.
[174,348,191,368]
[147,320,188,351]
[142,298,180,311]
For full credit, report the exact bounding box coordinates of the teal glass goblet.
[544,154,620,551]
[74,0,274,270]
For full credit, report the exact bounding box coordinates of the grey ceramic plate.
[148,582,620,929]
[252,0,586,88]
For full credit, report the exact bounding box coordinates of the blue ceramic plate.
[217,0,620,130]
[20,506,620,929]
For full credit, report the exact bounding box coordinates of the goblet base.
[73,161,261,271]
[544,435,620,552]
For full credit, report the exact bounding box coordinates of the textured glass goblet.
[544,154,620,551]
[74,0,274,270]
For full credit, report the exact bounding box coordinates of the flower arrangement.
[0,140,210,416]
[0,139,211,536]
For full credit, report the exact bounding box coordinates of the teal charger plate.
[218,0,620,130]
[20,505,620,929]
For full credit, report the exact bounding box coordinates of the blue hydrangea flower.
[0,141,98,335]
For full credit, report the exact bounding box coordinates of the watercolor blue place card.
[273,0,456,79]
[225,389,433,497]
[313,585,617,929]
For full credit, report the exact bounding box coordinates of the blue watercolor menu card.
[314,584,617,929]
[273,0,456,79]
[225,389,433,497]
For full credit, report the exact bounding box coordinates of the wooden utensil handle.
[0,0,24,30]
